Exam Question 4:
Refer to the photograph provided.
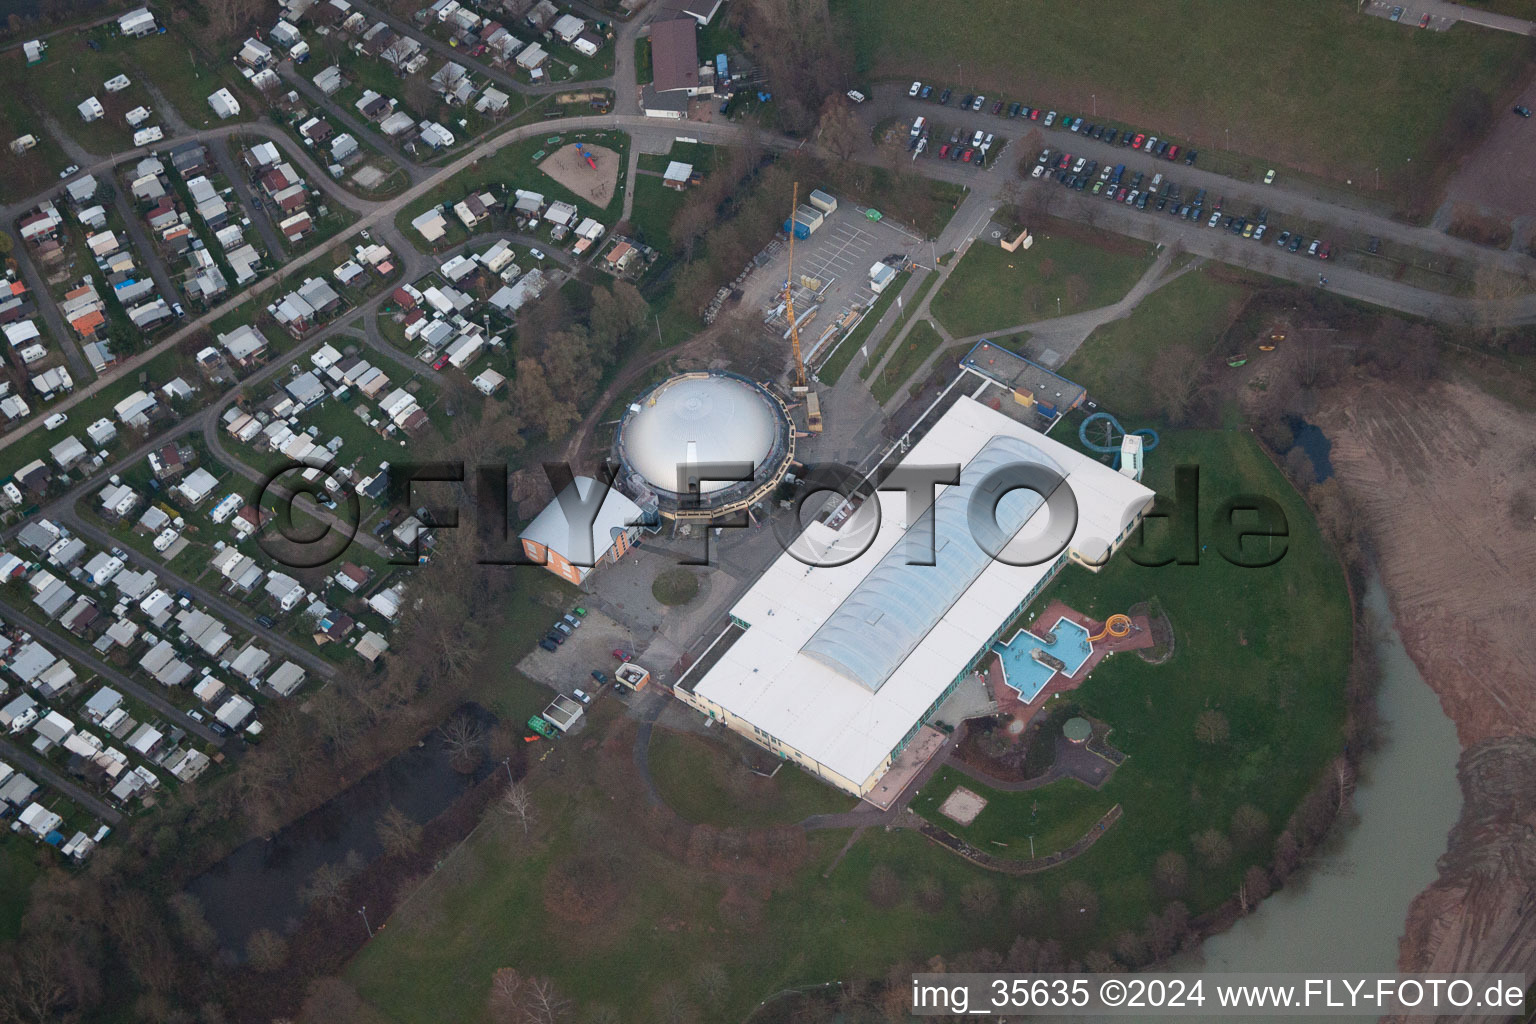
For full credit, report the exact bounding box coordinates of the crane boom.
[785,181,806,391]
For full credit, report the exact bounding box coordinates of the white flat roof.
[690,395,1153,789]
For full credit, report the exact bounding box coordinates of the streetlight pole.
[1029,834,1036,858]
[1056,296,1061,316]
[502,757,514,784]
[1092,94,1096,116]
[359,906,373,939]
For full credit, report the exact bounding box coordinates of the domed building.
[614,372,795,521]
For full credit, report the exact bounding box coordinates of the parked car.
[1008,102,1022,117]
[1264,168,1276,184]
[972,129,985,147]
[257,614,276,628]
[1317,242,1332,260]
[43,413,67,430]
[1242,222,1256,238]
[1516,105,1533,118]
[1143,135,1159,152]
[612,649,631,661]
[1289,234,1305,253]
[1031,164,1045,177]
[1072,156,1086,173]
[908,81,921,97]
[591,670,608,684]
[961,149,974,163]
[939,88,952,105]
[1156,140,1170,157]
[1092,125,1106,139]
[563,614,581,629]
[972,94,986,111]
[950,145,963,161]
[1367,236,1381,254]
[1131,132,1145,148]
[1419,12,1431,27]
[572,689,592,705]
[937,144,950,159]
[1057,152,1072,169]
[554,621,572,635]
[920,84,932,100]
[1389,5,1403,21]
[1185,150,1199,165]
[539,638,559,652]
[1275,230,1292,247]
[546,631,566,646]
[991,99,1004,115]
[58,164,79,178]
[1253,224,1267,241]
[1029,107,1042,120]
[1166,144,1180,161]
[961,94,974,109]
[1307,239,1321,257]
[1043,110,1056,126]
[432,353,451,370]
[1104,129,1119,144]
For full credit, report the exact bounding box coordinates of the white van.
[910,115,927,138]
[1148,172,1164,194]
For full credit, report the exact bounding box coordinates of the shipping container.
[783,218,810,240]
[808,189,837,214]
[795,204,824,231]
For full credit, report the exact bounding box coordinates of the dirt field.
[1315,378,1536,746]
[1436,75,1536,247]
[538,142,620,207]
[938,785,988,825]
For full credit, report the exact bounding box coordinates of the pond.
[188,704,500,955]
[1286,415,1334,482]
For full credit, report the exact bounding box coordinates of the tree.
[1113,930,1147,967]
[301,862,351,916]
[1010,885,1046,928]
[377,805,423,857]
[817,98,861,162]
[1194,709,1229,745]
[501,781,537,837]
[442,712,486,773]
[1058,880,1099,932]
[488,969,571,1024]
[692,962,729,1005]
[959,879,998,916]
[1193,828,1233,868]
[1239,864,1273,913]
[914,875,945,914]
[1231,804,1270,850]
[245,929,290,973]
[867,864,901,908]
[1148,344,1202,423]
[1154,851,1188,896]
[167,892,217,954]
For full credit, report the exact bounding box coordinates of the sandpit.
[938,785,988,826]
[538,142,620,207]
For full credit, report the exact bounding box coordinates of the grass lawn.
[858,268,941,381]
[816,270,909,385]
[0,39,156,157]
[1064,267,1252,419]
[871,318,946,403]
[0,840,42,942]
[835,0,1532,192]
[344,429,1351,1018]
[911,767,1116,860]
[930,227,1155,338]
[651,567,699,605]
[648,727,853,828]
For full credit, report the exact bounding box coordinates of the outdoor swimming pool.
[993,616,1094,702]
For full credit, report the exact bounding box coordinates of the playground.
[538,141,621,206]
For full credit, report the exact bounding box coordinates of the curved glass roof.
[800,434,1067,692]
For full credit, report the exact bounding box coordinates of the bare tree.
[1147,345,1203,423]
[441,712,487,773]
[1154,850,1188,895]
[488,969,571,1024]
[501,781,537,837]
[959,879,999,915]
[245,929,290,973]
[377,805,424,858]
[817,98,862,162]
[1193,828,1233,868]
[301,862,351,916]
[1230,805,1270,850]
[1193,709,1230,745]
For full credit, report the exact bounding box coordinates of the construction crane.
[784,182,822,431]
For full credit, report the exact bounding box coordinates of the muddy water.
[1166,576,1462,1017]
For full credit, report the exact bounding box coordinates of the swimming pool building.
[675,396,1155,799]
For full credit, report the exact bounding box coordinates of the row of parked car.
[908,116,998,165]
[538,607,587,652]
[1033,149,1332,259]
[907,81,1199,166]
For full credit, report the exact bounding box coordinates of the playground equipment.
[575,141,598,170]
[1087,613,1132,643]
[1078,412,1159,471]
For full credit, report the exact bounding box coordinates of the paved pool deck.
[984,601,1156,726]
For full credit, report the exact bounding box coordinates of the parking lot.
[516,607,641,702]
[1361,0,1452,30]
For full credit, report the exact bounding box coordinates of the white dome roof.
[623,375,779,495]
